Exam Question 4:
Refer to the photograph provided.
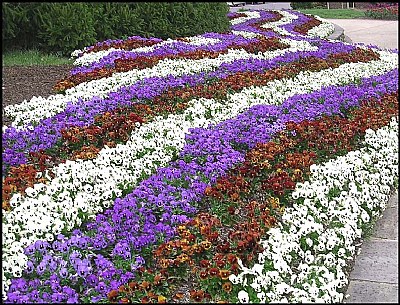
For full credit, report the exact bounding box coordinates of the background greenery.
[2,2,231,56]
[296,8,366,19]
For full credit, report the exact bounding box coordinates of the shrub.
[2,2,42,51]
[35,3,97,56]
[290,2,314,9]
[2,2,231,55]
[90,3,144,42]
[129,2,231,39]
[290,2,327,9]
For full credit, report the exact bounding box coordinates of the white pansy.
[232,118,398,302]
[307,16,335,38]
[238,290,250,303]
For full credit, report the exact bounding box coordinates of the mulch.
[2,64,73,126]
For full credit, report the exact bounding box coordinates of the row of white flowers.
[231,117,398,303]
[70,10,261,64]
[2,49,397,298]
[2,9,338,130]
[260,9,299,37]
[72,36,222,67]
[307,15,335,38]
[3,36,316,130]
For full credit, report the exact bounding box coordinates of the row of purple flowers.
[5,68,398,303]
[70,10,282,75]
[2,38,355,174]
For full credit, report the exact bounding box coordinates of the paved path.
[344,192,398,303]
[325,18,398,50]
[228,2,291,12]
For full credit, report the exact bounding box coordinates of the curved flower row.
[4,89,398,303]
[2,63,398,300]
[1,43,379,173]
[70,35,162,58]
[4,37,315,130]
[282,9,334,38]
[231,117,398,303]
[73,36,227,66]
[0,9,343,130]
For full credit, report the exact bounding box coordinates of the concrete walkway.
[325,18,398,50]
[228,2,291,12]
[229,3,399,303]
[344,192,398,303]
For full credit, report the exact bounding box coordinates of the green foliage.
[2,2,231,56]
[129,2,230,39]
[2,2,42,51]
[90,3,144,42]
[35,3,97,56]
[291,2,327,9]
[290,2,314,9]
[2,3,23,41]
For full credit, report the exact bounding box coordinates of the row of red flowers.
[56,11,327,92]
[54,36,287,93]
[103,92,398,303]
[1,47,379,211]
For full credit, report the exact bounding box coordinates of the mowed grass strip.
[297,8,366,19]
[2,49,72,66]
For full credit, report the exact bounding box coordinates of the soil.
[2,64,73,126]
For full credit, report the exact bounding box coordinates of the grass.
[2,49,72,66]
[297,8,367,19]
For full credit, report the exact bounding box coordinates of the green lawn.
[297,8,366,19]
[2,49,72,66]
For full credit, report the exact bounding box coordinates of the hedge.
[2,2,230,56]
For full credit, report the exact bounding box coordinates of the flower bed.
[364,2,399,20]
[2,9,398,303]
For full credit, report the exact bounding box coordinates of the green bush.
[35,3,97,56]
[129,2,230,39]
[2,2,231,55]
[290,2,327,9]
[290,2,314,9]
[90,3,144,42]
[2,2,42,51]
